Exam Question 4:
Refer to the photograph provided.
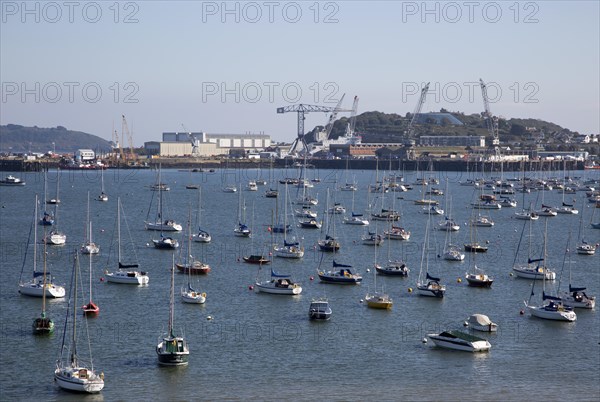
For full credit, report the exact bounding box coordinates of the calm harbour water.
[1,166,599,401]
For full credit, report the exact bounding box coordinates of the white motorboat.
[308,298,332,320]
[466,314,498,332]
[427,330,491,352]
[246,180,258,191]
[0,174,26,186]
[576,242,596,255]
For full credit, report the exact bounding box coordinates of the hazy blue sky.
[1,1,598,145]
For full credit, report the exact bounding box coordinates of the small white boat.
[443,245,465,261]
[274,240,305,258]
[560,286,596,309]
[0,175,26,186]
[234,223,252,237]
[384,226,410,240]
[343,213,369,226]
[295,208,318,219]
[181,285,206,304]
[192,229,211,243]
[44,230,66,245]
[105,269,149,285]
[246,181,258,191]
[526,298,577,322]
[466,314,498,332]
[576,242,596,255]
[362,232,384,246]
[145,220,183,232]
[427,330,491,352]
[152,236,179,249]
[422,206,444,215]
[222,185,237,193]
[255,269,302,295]
[556,206,578,214]
[536,206,557,217]
[339,183,358,191]
[515,210,539,220]
[469,216,494,227]
[309,298,332,320]
[512,262,556,280]
[375,260,409,276]
[437,219,460,231]
[328,204,346,214]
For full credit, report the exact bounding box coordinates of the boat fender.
[100,372,104,380]
[201,292,206,298]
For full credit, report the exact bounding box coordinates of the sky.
[1,1,599,146]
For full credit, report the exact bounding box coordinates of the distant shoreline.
[0,157,588,173]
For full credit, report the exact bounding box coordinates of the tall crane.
[479,78,500,159]
[277,103,352,154]
[121,115,135,160]
[345,95,360,137]
[112,121,125,162]
[182,123,200,156]
[406,82,429,138]
[316,94,346,143]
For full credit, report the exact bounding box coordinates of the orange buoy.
[248,285,254,290]
[309,276,314,281]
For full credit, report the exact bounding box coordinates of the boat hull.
[105,272,149,285]
[527,305,577,321]
[428,335,491,352]
[254,282,302,295]
[54,368,104,393]
[19,283,66,298]
[318,273,362,284]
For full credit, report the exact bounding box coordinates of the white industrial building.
[144,132,271,157]
[75,149,95,161]
[419,136,486,147]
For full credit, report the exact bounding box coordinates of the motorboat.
[0,175,25,186]
[576,241,596,255]
[427,330,492,352]
[466,314,498,332]
[222,185,237,193]
[246,181,258,191]
[308,298,332,320]
[44,230,67,246]
[560,286,596,309]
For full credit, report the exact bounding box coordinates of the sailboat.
[416,208,446,297]
[105,198,149,285]
[82,243,100,315]
[234,185,251,237]
[55,252,105,393]
[365,226,393,309]
[81,192,100,255]
[177,210,211,275]
[97,168,108,202]
[559,232,596,309]
[146,166,182,232]
[44,170,66,245]
[512,216,556,280]
[192,188,211,243]
[377,194,409,276]
[318,189,341,252]
[525,221,577,321]
[575,198,596,255]
[343,187,369,226]
[255,268,303,295]
[33,196,55,333]
[274,185,305,258]
[39,171,54,226]
[19,196,66,298]
[157,255,190,365]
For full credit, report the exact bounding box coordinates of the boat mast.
[33,196,38,275]
[117,198,122,264]
[71,252,79,366]
[169,254,175,338]
[89,222,93,304]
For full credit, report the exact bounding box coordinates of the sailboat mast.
[169,254,175,337]
[54,170,60,229]
[71,252,79,365]
[89,222,93,303]
[34,195,38,275]
[117,198,122,263]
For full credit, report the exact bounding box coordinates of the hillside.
[0,124,112,154]
[306,110,580,145]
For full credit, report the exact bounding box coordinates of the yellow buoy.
[408,287,413,293]
[457,278,462,283]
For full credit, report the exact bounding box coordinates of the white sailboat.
[19,196,66,298]
[512,216,556,280]
[365,226,393,309]
[105,198,149,285]
[234,185,251,237]
[55,252,105,393]
[33,196,56,334]
[525,220,576,322]
[157,256,190,365]
[559,232,596,309]
[39,171,54,226]
[180,217,207,303]
[145,167,182,232]
[44,171,66,245]
[192,188,211,243]
[274,184,304,258]
[97,168,108,202]
[81,192,100,255]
